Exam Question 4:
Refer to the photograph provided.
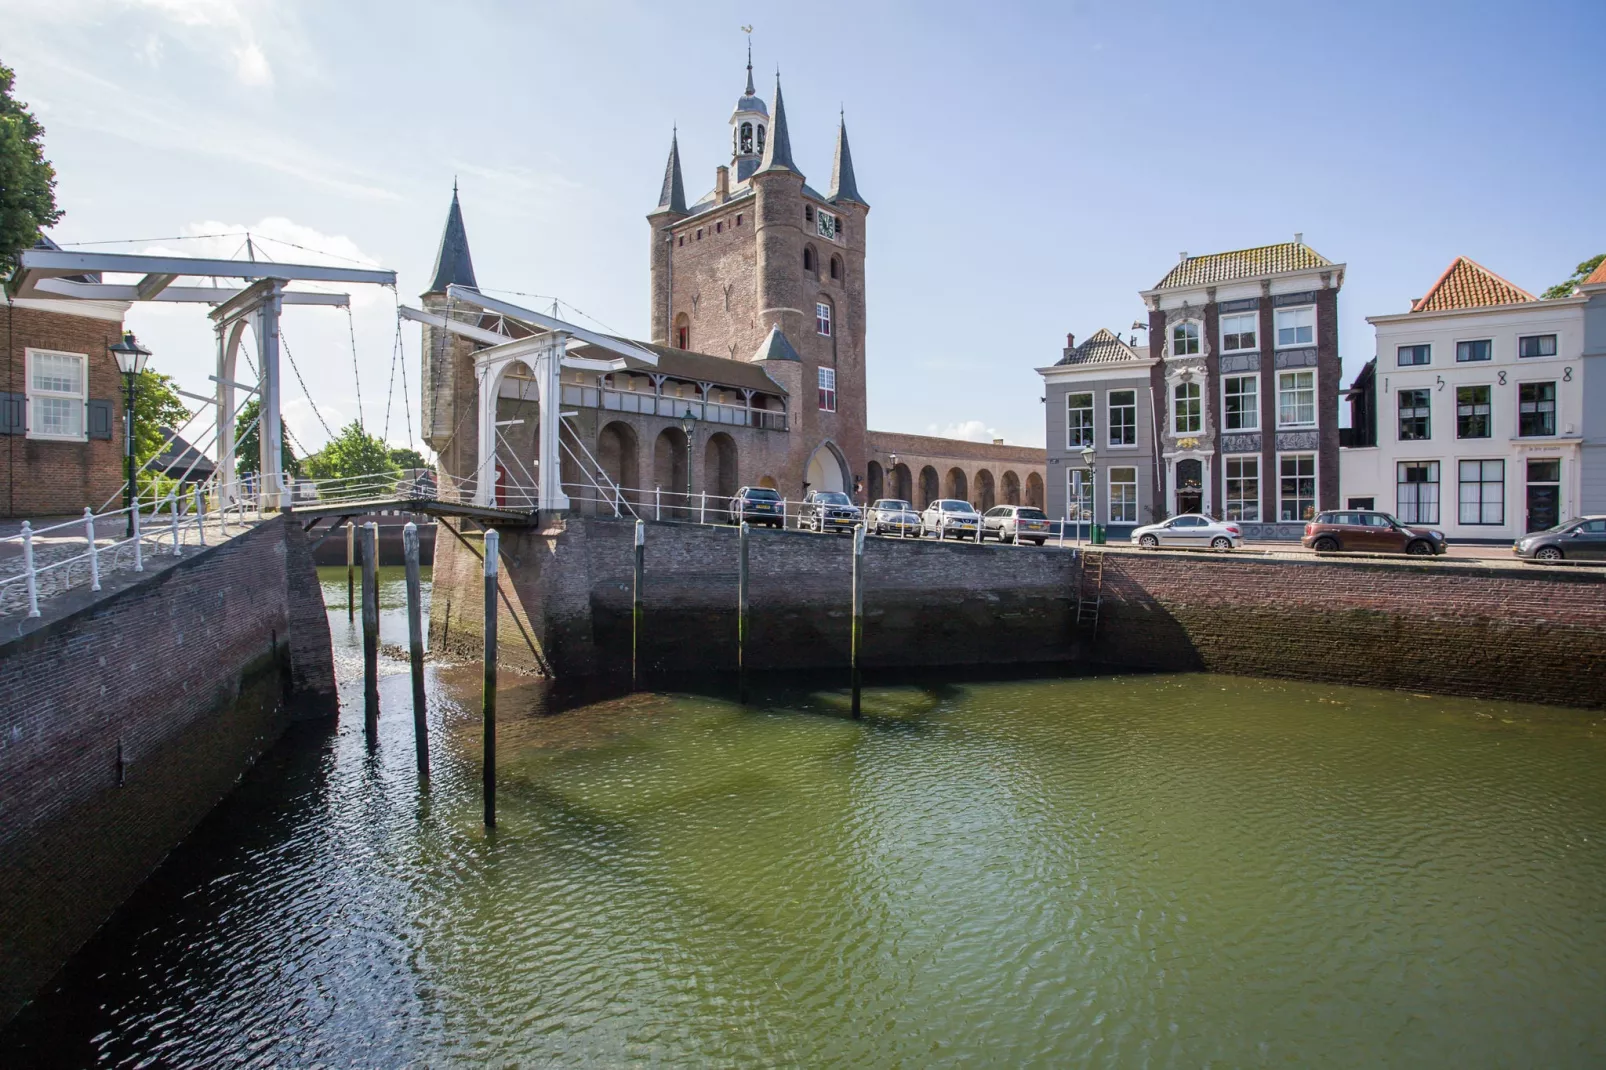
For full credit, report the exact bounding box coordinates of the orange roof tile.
[1584,258,1606,287]
[1411,256,1535,312]
[1152,241,1334,290]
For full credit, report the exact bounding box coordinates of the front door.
[1526,459,1560,532]
[1175,458,1203,516]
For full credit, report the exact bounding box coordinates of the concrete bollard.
[851,522,865,718]
[404,522,429,777]
[170,493,182,556]
[738,520,750,704]
[632,519,645,689]
[483,528,500,828]
[346,522,356,622]
[194,485,206,548]
[21,521,39,618]
[361,522,380,744]
[84,508,101,592]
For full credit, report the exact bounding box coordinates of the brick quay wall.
[0,516,336,1026]
[431,516,1606,709]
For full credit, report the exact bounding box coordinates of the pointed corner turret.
[653,130,688,216]
[751,323,802,363]
[426,181,477,295]
[755,73,802,179]
[828,113,867,208]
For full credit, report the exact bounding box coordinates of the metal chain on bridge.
[347,305,365,430]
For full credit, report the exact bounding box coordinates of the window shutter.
[0,392,24,435]
[87,398,114,439]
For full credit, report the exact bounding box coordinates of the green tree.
[0,62,62,276]
[389,446,428,471]
[130,370,192,468]
[303,421,399,480]
[233,398,301,478]
[1542,254,1605,299]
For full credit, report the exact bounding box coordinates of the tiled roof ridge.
[1410,255,1536,312]
[1152,240,1334,290]
[1582,257,1606,287]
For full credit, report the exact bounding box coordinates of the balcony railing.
[559,384,788,431]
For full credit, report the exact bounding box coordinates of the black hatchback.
[727,486,784,528]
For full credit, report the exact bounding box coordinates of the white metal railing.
[1,476,266,619]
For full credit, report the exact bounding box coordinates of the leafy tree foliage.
[233,398,302,478]
[389,446,428,471]
[131,370,193,467]
[303,421,399,480]
[1542,254,1605,299]
[0,62,62,276]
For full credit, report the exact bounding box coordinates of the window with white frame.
[1279,453,1316,521]
[817,366,836,412]
[1224,456,1260,521]
[1458,459,1504,525]
[1108,466,1137,523]
[1223,375,1258,431]
[1274,306,1314,347]
[1220,313,1257,352]
[816,210,838,240]
[1396,461,1440,524]
[1171,322,1200,356]
[1107,389,1136,446]
[1518,334,1557,358]
[1277,370,1316,427]
[1066,468,1089,520]
[1172,381,1201,433]
[1066,392,1094,448]
[27,349,87,440]
[816,302,832,336]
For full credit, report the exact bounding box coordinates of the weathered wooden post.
[632,519,645,689]
[738,520,750,704]
[851,522,865,718]
[403,521,429,777]
[482,528,499,827]
[361,521,380,742]
[346,522,356,622]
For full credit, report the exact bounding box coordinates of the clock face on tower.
[816,211,837,240]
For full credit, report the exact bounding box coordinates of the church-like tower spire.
[828,113,867,207]
[755,72,801,178]
[427,180,477,293]
[656,129,687,214]
[730,48,769,183]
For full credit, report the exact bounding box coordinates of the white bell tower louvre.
[730,43,769,183]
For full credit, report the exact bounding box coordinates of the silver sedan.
[1130,514,1243,550]
[868,498,922,537]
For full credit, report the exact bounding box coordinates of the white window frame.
[1220,312,1258,353]
[1276,370,1316,429]
[817,366,836,412]
[1172,381,1202,434]
[1106,389,1137,447]
[1277,451,1317,522]
[1274,305,1315,348]
[816,301,832,337]
[1222,373,1259,432]
[1107,466,1138,523]
[25,347,89,442]
[1223,454,1260,522]
[1066,467,1091,521]
[1066,391,1094,449]
[1171,321,1201,356]
[816,209,838,240]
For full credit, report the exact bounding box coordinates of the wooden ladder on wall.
[1075,550,1106,638]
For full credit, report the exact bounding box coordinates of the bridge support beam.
[471,330,571,513]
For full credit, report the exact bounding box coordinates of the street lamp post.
[1080,442,1097,545]
[680,409,698,518]
[109,332,152,538]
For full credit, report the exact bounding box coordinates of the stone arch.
[866,460,884,503]
[673,312,690,350]
[704,431,738,507]
[1002,470,1021,506]
[803,243,819,276]
[804,440,849,496]
[487,358,542,506]
[1026,471,1045,509]
[597,420,639,511]
[891,463,913,503]
[918,465,939,508]
[975,469,996,511]
[945,467,968,503]
[653,426,690,517]
[830,254,843,282]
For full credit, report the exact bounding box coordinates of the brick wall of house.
[0,516,336,1025]
[1316,287,1342,510]
[1,302,128,518]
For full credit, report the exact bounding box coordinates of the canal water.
[4,568,1605,1067]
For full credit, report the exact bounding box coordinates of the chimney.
[1294,232,1303,246]
[715,165,730,203]
[992,438,1004,446]
[1066,332,1075,348]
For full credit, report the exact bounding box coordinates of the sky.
[4,0,1603,453]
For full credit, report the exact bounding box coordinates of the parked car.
[1513,516,1606,562]
[800,490,861,534]
[981,505,1052,545]
[727,485,784,528]
[1301,510,1445,555]
[1130,514,1243,550]
[921,499,981,540]
[868,498,921,537]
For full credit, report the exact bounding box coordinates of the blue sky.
[5,0,1603,452]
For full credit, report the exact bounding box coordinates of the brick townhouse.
[2,239,131,517]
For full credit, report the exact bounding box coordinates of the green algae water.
[3,567,1605,1066]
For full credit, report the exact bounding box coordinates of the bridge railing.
[1,478,265,619]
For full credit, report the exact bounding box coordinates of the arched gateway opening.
[805,442,848,496]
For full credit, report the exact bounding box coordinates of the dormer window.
[816,210,838,240]
[1171,322,1201,356]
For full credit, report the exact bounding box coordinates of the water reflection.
[3,569,1605,1066]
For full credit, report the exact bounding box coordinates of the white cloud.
[232,41,272,86]
[928,419,1005,444]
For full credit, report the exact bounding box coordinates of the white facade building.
[1342,256,1587,539]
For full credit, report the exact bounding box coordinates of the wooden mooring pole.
[346,522,356,622]
[403,521,429,777]
[738,520,750,704]
[483,528,499,828]
[632,519,645,690]
[360,522,379,742]
[851,522,865,718]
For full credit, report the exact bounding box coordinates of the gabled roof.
[427,185,477,294]
[1584,258,1606,287]
[156,427,216,479]
[829,117,867,207]
[1152,241,1334,290]
[1056,327,1144,366]
[1411,256,1535,312]
[654,131,687,215]
[755,73,802,179]
[752,323,801,362]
